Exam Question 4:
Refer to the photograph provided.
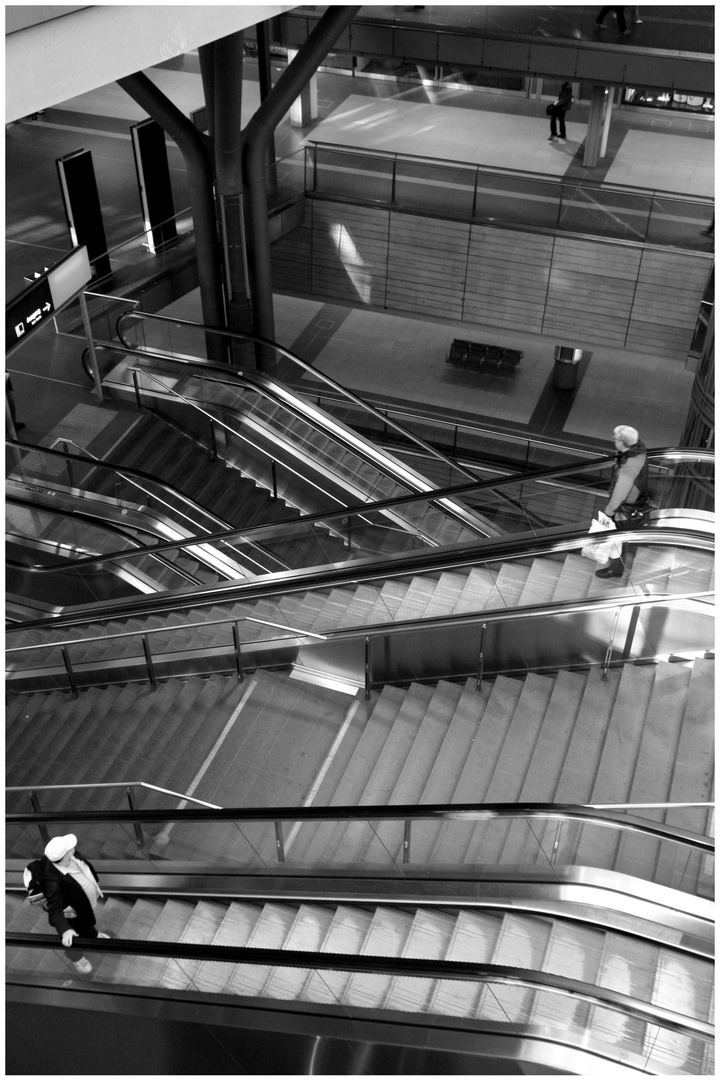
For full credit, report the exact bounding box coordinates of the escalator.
[6,818,715,1075]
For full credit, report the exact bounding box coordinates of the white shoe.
[97,932,110,939]
[72,957,92,974]
[634,17,642,23]
[548,135,555,142]
[558,138,566,143]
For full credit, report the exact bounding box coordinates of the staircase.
[5,670,358,861]
[88,412,354,570]
[6,659,714,894]
[5,890,713,1073]
[7,541,714,674]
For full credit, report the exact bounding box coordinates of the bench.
[446,338,522,376]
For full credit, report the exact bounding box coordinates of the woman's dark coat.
[40,852,100,936]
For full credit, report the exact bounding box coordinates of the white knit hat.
[44,834,77,862]
[613,425,639,448]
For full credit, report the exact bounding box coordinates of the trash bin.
[553,345,582,389]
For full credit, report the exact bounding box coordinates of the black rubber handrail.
[4,932,713,1039]
[4,801,714,852]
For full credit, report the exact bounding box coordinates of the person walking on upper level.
[595,7,630,35]
[595,425,650,578]
[40,833,110,975]
[548,82,573,143]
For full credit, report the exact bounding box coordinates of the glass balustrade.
[305,145,712,251]
[5,798,713,899]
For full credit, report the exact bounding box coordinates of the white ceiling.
[6,4,297,123]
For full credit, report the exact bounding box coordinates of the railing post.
[29,792,50,845]
[471,166,479,220]
[622,605,641,660]
[131,368,142,410]
[274,821,285,862]
[62,441,75,488]
[61,646,79,699]
[475,623,487,692]
[209,418,218,460]
[270,460,278,501]
[602,610,621,679]
[364,635,371,700]
[550,819,562,864]
[345,515,352,549]
[390,154,398,206]
[142,635,157,690]
[126,787,145,848]
[232,622,244,682]
[403,820,411,864]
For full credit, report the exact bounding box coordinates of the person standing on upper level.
[548,82,573,143]
[595,7,631,35]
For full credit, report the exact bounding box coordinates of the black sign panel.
[6,276,54,349]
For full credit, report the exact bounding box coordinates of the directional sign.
[5,246,91,355]
[5,276,54,348]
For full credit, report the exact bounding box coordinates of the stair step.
[341,906,414,1008]
[360,681,464,865]
[300,904,374,1004]
[262,903,335,1001]
[614,662,692,882]
[428,675,524,866]
[223,903,297,997]
[463,673,557,867]
[383,908,457,1013]
[428,910,502,1016]
[158,899,231,991]
[190,901,265,994]
[329,683,436,867]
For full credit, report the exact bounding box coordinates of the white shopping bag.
[581,512,622,563]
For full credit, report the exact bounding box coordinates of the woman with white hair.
[40,833,110,975]
[595,425,649,578]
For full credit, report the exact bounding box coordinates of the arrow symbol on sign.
[42,302,51,312]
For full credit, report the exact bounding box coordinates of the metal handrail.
[7,434,713,581]
[116,310,484,486]
[306,139,715,204]
[6,801,714,852]
[4,931,713,1040]
[7,780,220,809]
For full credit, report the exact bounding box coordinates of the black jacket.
[40,852,100,936]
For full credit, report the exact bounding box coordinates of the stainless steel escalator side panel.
[3,981,681,1078]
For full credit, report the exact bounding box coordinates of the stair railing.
[7,585,714,701]
[7,781,222,849]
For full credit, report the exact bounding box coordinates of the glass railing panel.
[266,146,305,211]
[310,145,394,204]
[394,159,476,218]
[558,184,649,242]
[473,171,559,229]
[646,195,714,251]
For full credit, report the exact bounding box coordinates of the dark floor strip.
[526,356,591,437]
[287,304,354,365]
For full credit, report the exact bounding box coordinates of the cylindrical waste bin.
[553,345,582,389]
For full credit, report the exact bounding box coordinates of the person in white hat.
[40,834,110,975]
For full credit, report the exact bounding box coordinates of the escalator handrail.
[6,524,714,637]
[130,360,498,542]
[6,435,713,581]
[116,310,485,486]
[6,582,714,662]
[6,497,205,586]
[4,930,713,1040]
[5,800,714,853]
[7,438,240,537]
